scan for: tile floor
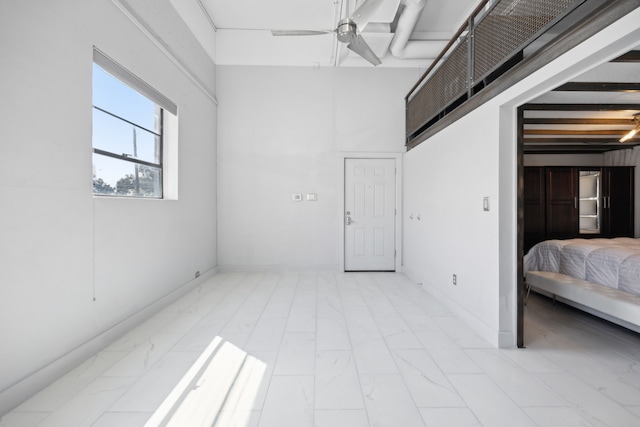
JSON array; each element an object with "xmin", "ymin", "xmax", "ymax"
[{"xmin": 2, "ymin": 271, "xmax": 640, "ymax": 426}]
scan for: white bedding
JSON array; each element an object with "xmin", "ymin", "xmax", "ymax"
[{"xmin": 524, "ymin": 238, "xmax": 640, "ymax": 296}]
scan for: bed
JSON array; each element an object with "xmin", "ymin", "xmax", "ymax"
[{"xmin": 524, "ymin": 238, "xmax": 640, "ymax": 332}]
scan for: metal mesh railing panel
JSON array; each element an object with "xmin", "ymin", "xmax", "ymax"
[
  {"xmin": 406, "ymin": 0, "xmax": 584, "ymax": 145},
  {"xmin": 473, "ymin": 0, "xmax": 576, "ymax": 82},
  {"xmin": 407, "ymin": 37, "xmax": 469, "ymax": 137}
]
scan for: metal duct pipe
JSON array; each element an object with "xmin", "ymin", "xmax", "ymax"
[{"xmin": 390, "ymin": 0, "xmax": 446, "ymax": 59}]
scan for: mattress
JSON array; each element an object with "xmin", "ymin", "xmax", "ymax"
[{"xmin": 524, "ymin": 238, "xmax": 640, "ymax": 296}]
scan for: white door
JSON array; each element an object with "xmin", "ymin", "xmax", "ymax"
[{"xmin": 344, "ymin": 158, "xmax": 396, "ymax": 271}]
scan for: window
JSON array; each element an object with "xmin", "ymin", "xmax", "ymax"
[{"xmin": 92, "ymin": 49, "xmax": 177, "ymax": 198}]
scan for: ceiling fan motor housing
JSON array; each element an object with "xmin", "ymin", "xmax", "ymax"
[{"xmin": 337, "ymin": 19, "xmax": 358, "ymax": 44}]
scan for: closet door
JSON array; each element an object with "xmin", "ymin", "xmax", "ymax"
[
  {"xmin": 524, "ymin": 167, "xmax": 545, "ymax": 252},
  {"xmin": 603, "ymin": 166, "xmax": 634, "ymax": 237},
  {"xmin": 546, "ymin": 167, "xmax": 578, "ymax": 238}
]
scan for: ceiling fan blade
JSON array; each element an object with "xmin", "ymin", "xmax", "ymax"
[
  {"xmin": 349, "ymin": 0, "xmax": 384, "ymax": 30},
  {"xmin": 347, "ymin": 34, "xmax": 382, "ymax": 66},
  {"xmin": 271, "ymin": 30, "xmax": 334, "ymax": 36}
]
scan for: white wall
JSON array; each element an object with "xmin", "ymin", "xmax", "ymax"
[
  {"xmin": 403, "ymin": 7, "xmax": 640, "ymax": 347},
  {"xmin": 403, "ymin": 107, "xmax": 502, "ymax": 342},
  {"xmin": 0, "ymin": 0, "xmax": 218, "ymax": 412},
  {"xmin": 216, "ymin": 66, "xmax": 419, "ymax": 269}
]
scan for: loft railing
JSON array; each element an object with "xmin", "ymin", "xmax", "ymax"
[{"xmin": 405, "ymin": 0, "xmax": 587, "ymax": 148}]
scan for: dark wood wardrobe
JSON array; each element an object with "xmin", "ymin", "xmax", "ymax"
[{"xmin": 524, "ymin": 166, "xmax": 634, "ymax": 252}]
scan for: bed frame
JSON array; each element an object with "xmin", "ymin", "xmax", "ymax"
[{"xmin": 526, "ymin": 271, "xmax": 640, "ymax": 333}]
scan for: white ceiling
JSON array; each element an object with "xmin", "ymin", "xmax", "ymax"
[
  {"xmin": 173, "ymin": 0, "xmax": 483, "ymax": 68},
  {"xmin": 169, "ymin": 0, "xmax": 640, "ymax": 152}
]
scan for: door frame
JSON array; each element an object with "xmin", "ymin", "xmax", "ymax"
[{"xmin": 339, "ymin": 152, "xmax": 403, "ymax": 272}]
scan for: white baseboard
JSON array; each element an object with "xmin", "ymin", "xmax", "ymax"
[
  {"xmin": 216, "ymin": 264, "xmax": 340, "ymax": 273},
  {"xmin": 402, "ymin": 267, "xmax": 510, "ymax": 348},
  {"xmin": 0, "ymin": 267, "xmax": 218, "ymax": 416}
]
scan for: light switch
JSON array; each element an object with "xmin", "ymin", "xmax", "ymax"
[
  {"xmin": 483, "ymin": 197, "xmax": 490, "ymax": 211},
  {"xmin": 292, "ymin": 194, "xmax": 302, "ymax": 202},
  {"xmin": 307, "ymin": 193, "xmax": 318, "ymax": 201}
]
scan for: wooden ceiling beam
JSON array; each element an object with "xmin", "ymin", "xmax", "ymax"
[
  {"xmin": 523, "ymin": 129, "xmax": 629, "ymax": 136},
  {"xmin": 524, "ymin": 144, "xmax": 618, "ymax": 149},
  {"xmin": 524, "ymin": 148, "xmax": 625, "ymax": 154},
  {"xmin": 524, "ymin": 145, "xmax": 637, "ymax": 154},
  {"xmin": 523, "ymin": 103, "xmax": 640, "ymax": 111},
  {"xmin": 522, "ymin": 137, "xmax": 631, "ymax": 143},
  {"xmin": 523, "ymin": 118, "xmax": 634, "ymax": 125},
  {"xmin": 522, "ymin": 141, "xmax": 640, "ymax": 155},
  {"xmin": 612, "ymin": 51, "xmax": 640, "ymax": 63},
  {"xmin": 553, "ymin": 82, "xmax": 640, "ymax": 92}
]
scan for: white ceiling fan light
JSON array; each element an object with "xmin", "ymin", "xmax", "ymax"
[{"xmin": 271, "ymin": 0, "xmax": 386, "ymax": 66}]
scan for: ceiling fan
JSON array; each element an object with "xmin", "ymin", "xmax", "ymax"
[{"xmin": 271, "ymin": 0, "xmax": 384, "ymax": 66}]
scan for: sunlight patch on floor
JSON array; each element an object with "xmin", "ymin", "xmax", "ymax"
[{"xmin": 144, "ymin": 336, "xmax": 266, "ymax": 427}]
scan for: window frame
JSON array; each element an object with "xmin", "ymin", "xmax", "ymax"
[
  {"xmin": 92, "ymin": 105, "xmax": 164, "ymax": 170},
  {"xmin": 92, "ymin": 48, "xmax": 176, "ymax": 199}
]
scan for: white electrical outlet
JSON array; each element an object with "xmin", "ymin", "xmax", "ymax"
[{"xmin": 453, "ymin": 274, "xmax": 457, "ymax": 285}]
